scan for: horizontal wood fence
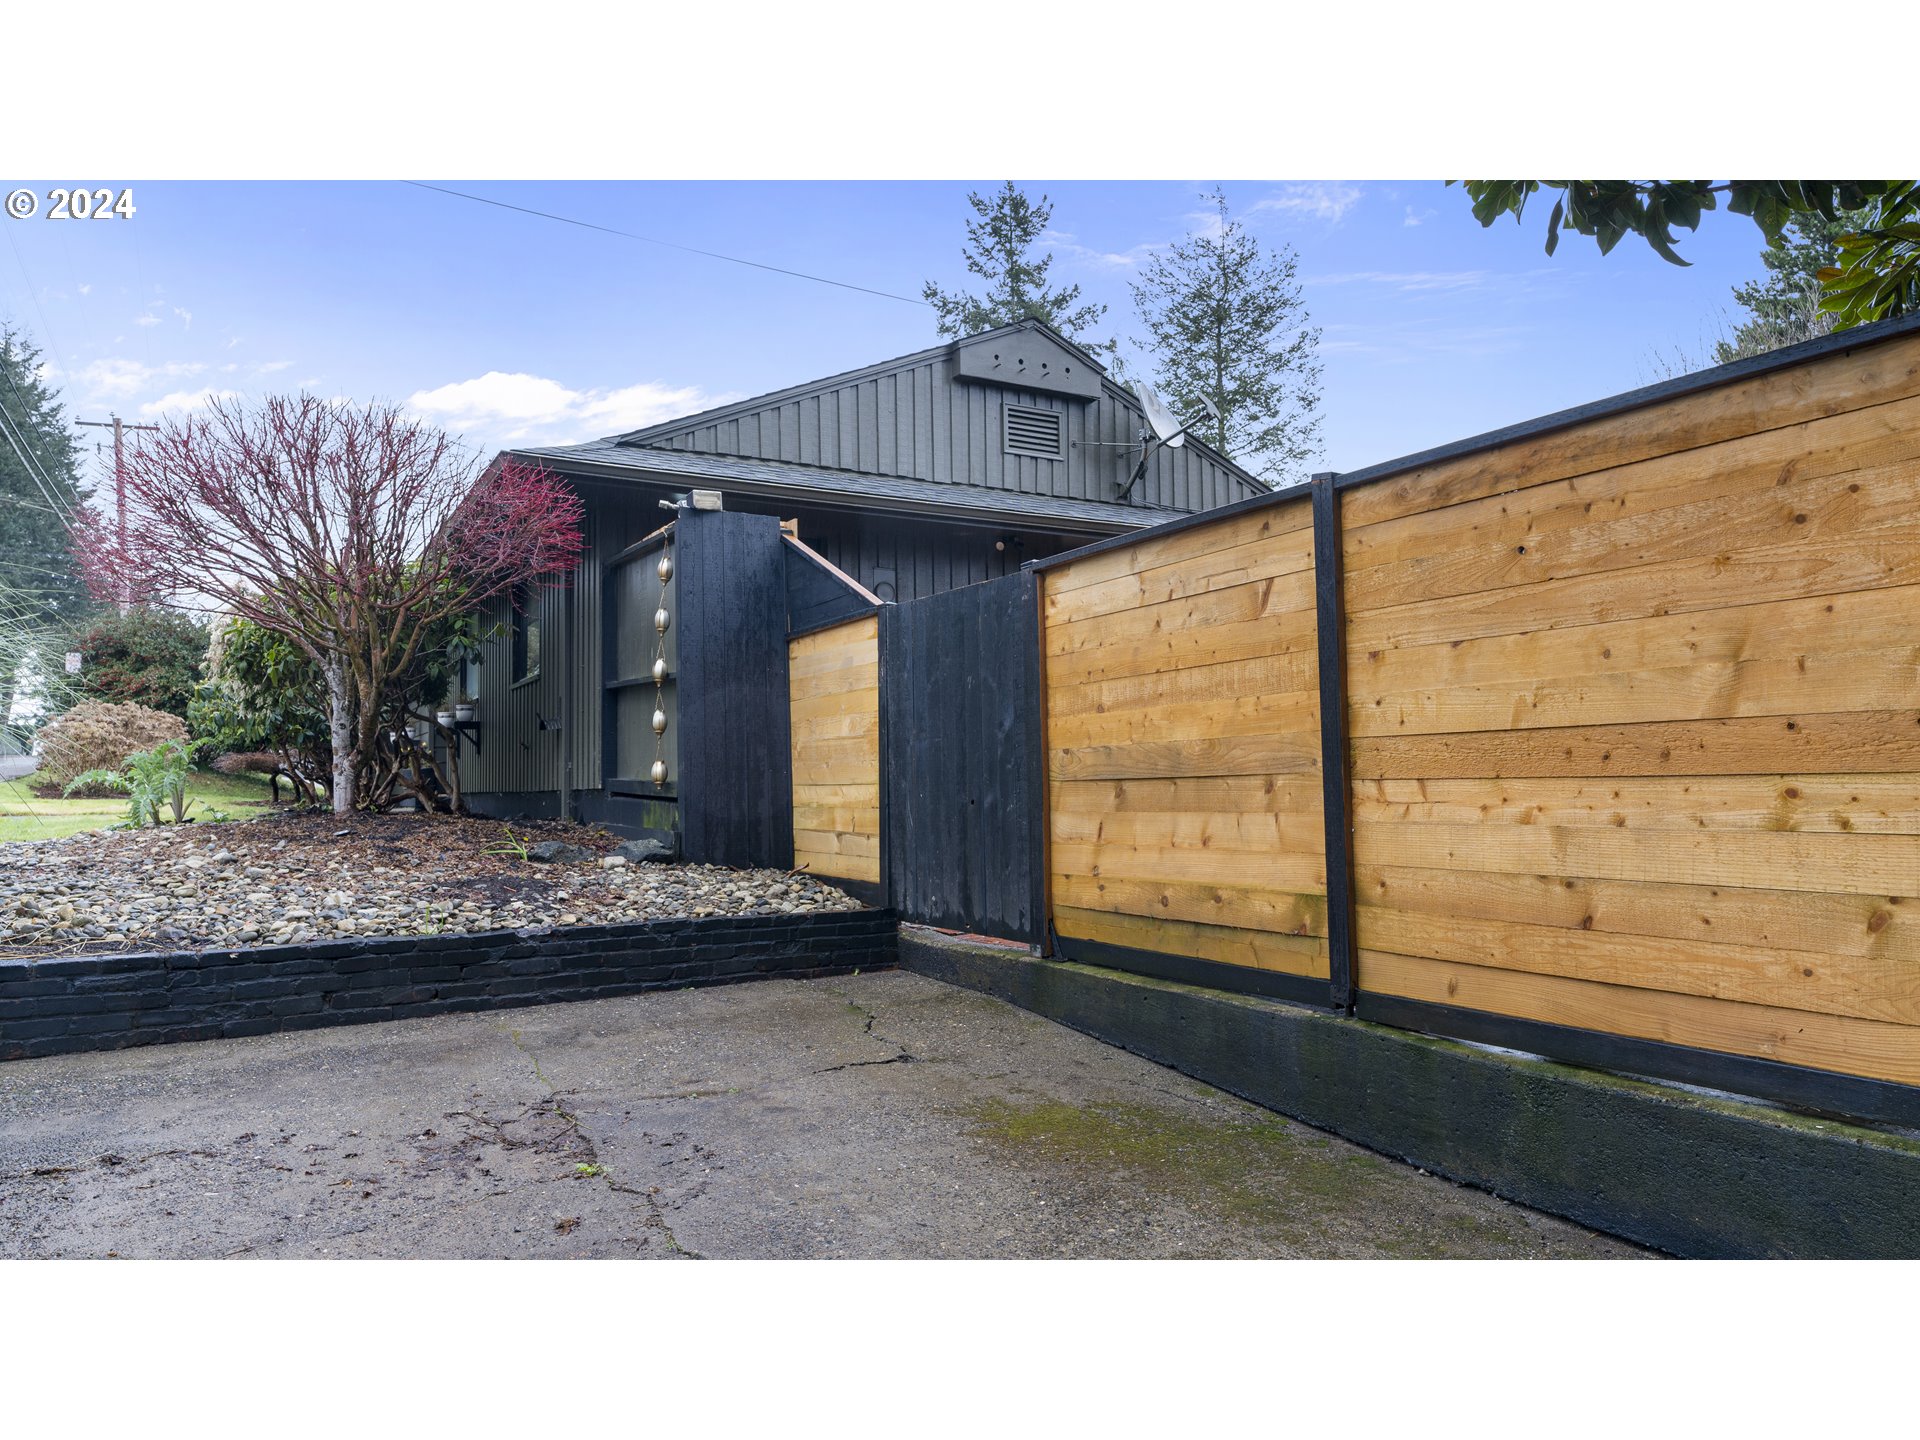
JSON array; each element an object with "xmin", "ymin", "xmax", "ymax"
[
  {"xmin": 1041, "ymin": 495, "xmax": 1331, "ymax": 1001},
  {"xmin": 788, "ymin": 613, "xmax": 882, "ymax": 896},
  {"xmin": 777, "ymin": 315, "xmax": 1920, "ymax": 1124},
  {"xmin": 1336, "ymin": 326, "xmax": 1920, "ymax": 1103},
  {"xmin": 1026, "ymin": 318, "xmax": 1920, "ymax": 1125}
]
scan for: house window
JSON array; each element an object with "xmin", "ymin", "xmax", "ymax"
[
  {"xmin": 511, "ymin": 590, "xmax": 541, "ymax": 683},
  {"xmin": 1004, "ymin": 402, "xmax": 1064, "ymax": 460}
]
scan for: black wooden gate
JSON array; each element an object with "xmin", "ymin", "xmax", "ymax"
[{"xmin": 882, "ymin": 570, "xmax": 1045, "ymax": 943}]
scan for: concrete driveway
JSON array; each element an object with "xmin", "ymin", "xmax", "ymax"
[{"xmin": 0, "ymin": 971, "xmax": 1643, "ymax": 1258}]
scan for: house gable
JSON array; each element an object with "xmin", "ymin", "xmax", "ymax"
[{"xmin": 609, "ymin": 319, "xmax": 1266, "ymax": 515}]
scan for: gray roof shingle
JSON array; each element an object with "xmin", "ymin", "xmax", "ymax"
[{"xmin": 510, "ymin": 438, "xmax": 1188, "ymax": 535}]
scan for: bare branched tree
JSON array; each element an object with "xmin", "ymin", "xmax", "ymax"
[{"xmin": 72, "ymin": 396, "xmax": 584, "ymax": 813}]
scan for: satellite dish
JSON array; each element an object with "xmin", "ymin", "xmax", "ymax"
[{"xmin": 1134, "ymin": 382, "xmax": 1187, "ymax": 449}]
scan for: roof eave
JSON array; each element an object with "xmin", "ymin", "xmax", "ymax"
[{"xmin": 506, "ymin": 450, "xmax": 1176, "ymax": 537}]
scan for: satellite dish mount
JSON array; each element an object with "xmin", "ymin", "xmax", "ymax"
[{"xmin": 1119, "ymin": 384, "xmax": 1217, "ymax": 498}]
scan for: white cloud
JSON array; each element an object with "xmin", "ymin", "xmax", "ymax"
[
  {"xmin": 172, "ymin": 308, "xmax": 193, "ymax": 330},
  {"xmin": 406, "ymin": 371, "xmax": 731, "ymax": 448},
  {"xmin": 139, "ymin": 387, "xmax": 240, "ymax": 418},
  {"xmin": 77, "ymin": 283, "xmax": 91, "ymax": 296},
  {"xmin": 133, "ymin": 313, "xmax": 162, "ymax": 327},
  {"xmin": 68, "ymin": 356, "xmax": 207, "ymax": 398},
  {"xmin": 1403, "ymin": 205, "xmax": 1436, "ymax": 227},
  {"xmin": 1040, "ymin": 227, "xmax": 1162, "ymax": 271},
  {"xmin": 1250, "ymin": 182, "xmax": 1364, "ymax": 224},
  {"xmin": 256, "ymin": 359, "xmax": 294, "ymax": 373}
]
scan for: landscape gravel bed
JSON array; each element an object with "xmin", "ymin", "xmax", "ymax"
[{"xmin": 0, "ymin": 812, "xmax": 864, "ymax": 961}]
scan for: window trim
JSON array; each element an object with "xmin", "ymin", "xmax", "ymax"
[{"xmin": 510, "ymin": 588, "xmax": 542, "ymax": 685}]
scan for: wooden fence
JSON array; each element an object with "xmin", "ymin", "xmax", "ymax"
[
  {"xmin": 777, "ymin": 314, "xmax": 1920, "ymax": 1123},
  {"xmin": 1336, "ymin": 327, "xmax": 1920, "ymax": 1095},
  {"xmin": 788, "ymin": 613, "xmax": 882, "ymax": 893},
  {"xmin": 1042, "ymin": 496, "xmax": 1330, "ymax": 999},
  {"xmin": 1027, "ymin": 317, "xmax": 1920, "ymax": 1123},
  {"xmin": 885, "ymin": 573, "xmax": 1047, "ymax": 942}
]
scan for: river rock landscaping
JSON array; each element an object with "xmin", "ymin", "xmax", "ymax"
[{"xmin": 0, "ymin": 812, "xmax": 865, "ymax": 960}]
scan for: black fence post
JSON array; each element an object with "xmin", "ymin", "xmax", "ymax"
[
  {"xmin": 1313, "ymin": 472, "xmax": 1358, "ymax": 1013},
  {"xmin": 875, "ymin": 601, "xmax": 898, "ymax": 914},
  {"xmin": 1020, "ymin": 567, "xmax": 1050, "ymax": 953}
]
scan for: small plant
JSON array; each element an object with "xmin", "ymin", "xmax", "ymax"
[
  {"xmin": 485, "ymin": 825, "xmax": 533, "ymax": 861},
  {"xmin": 63, "ymin": 738, "xmax": 202, "ymax": 827},
  {"xmin": 574, "ymin": 1163, "xmax": 603, "ymax": 1178}
]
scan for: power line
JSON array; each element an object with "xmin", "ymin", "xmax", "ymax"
[
  {"xmin": 0, "ymin": 407, "xmax": 76, "ymax": 520},
  {"xmin": 0, "ymin": 410, "xmax": 76, "ymax": 521},
  {"xmin": 0, "ymin": 333, "xmax": 81, "ymax": 519},
  {"xmin": 406, "ymin": 181, "xmax": 932, "ymax": 309}
]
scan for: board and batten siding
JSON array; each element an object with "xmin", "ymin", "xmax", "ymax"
[
  {"xmin": 458, "ymin": 480, "xmax": 668, "ymax": 799},
  {"xmin": 1341, "ymin": 327, "xmax": 1920, "ymax": 1087},
  {"xmin": 640, "ymin": 351, "xmax": 1251, "ymax": 514},
  {"xmin": 1039, "ymin": 495, "xmax": 1329, "ymax": 980},
  {"xmin": 788, "ymin": 614, "xmax": 882, "ymax": 886}
]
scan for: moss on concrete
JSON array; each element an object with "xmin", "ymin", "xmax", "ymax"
[{"xmin": 959, "ymin": 1092, "xmax": 1637, "ymax": 1258}]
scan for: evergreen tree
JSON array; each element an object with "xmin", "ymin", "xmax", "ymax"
[
  {"xmin": 922, "ymin": 182, "xmax": 1117, "ymax": 359},
  {"xmin": 1130, "ymin": 189, "xmax": 1323, "ymax": 485},
  {"xmin": 0, "ymin": 325, "xmax": 90, "ymax": 625},
  {"xmin": 0, "ymin": 325, "xmax": 92, "ymax": 729},
  {"xmin": 1714, "ymin": 212, "xmax": 1863, "ymax": 363}
]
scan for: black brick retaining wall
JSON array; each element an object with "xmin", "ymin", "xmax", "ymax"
[{"xmin": 0, "ymin": 908, "xmax": 897, "ymax": 1061}]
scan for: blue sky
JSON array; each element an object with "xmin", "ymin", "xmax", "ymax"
[{"xmin": 4, "ymin": 179, "xmax": 1779, "ymax": 489}]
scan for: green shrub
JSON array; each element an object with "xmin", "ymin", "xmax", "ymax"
[
  {"xmin": 63, "ymin": 607, "xmax": 207, "ymax": 720},
  {"xmin": 34, "ymin": 700, "xmax": 190, "ymax": 795}
]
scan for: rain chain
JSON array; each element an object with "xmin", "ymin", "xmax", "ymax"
[{"xmin": 650, "ymin": 530, "xmax": 673, "ymax": 786}]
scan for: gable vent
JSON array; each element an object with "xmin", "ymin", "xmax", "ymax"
[{"xmin": 1004, "ymin": 403, "xmax": 1065, "ymax": 460}]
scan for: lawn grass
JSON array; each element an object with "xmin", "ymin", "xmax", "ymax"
[{"xmin": 0, "ymin": 768, "xmax": 280, "ymax": 843}]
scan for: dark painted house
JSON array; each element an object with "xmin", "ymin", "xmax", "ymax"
[{"xmin": 458, "ymin": 319, "xmax": 1266, "ymax": 851}]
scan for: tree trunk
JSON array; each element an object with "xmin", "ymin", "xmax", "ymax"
[{"xmin": 323, "ymin": 656, "xmax": 355, "ymax": 815}]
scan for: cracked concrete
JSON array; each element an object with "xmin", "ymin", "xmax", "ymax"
[{"xmin": 0, "ymin": 972, "xmax": 1646, "ymax": 1258}]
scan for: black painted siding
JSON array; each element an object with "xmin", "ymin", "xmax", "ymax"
[
  {"xmin": 634, "ymin": 344, "xmax": 1261, "ymax": 512},
  {"xmin": 675, "ymin": 509, "xmax": 794, "ymax": 869},
  {"xmin": 883, "ymin": 572, "xmax": 1044, "ymax": 943},
  {"xmin": 465, "ymin": 486, "xmax": 1092, "ymax": 801}
]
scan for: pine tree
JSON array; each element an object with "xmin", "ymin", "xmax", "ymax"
[
  {"xmin": 0, "ymin": 326, "xmax": 92, "ymax": 728},
  {"xmin": 1713, "ymin": 212, "xmax": 1863, "ymax": 363},
  {"xmin": 922, "ymin": 182, "xmax": 1117, "ymax": 359},
  {"xmin": 0, "ymin": 325, "xmax": 90, "ymax": 625},
  {"xmin": 1130, "ymin": 189, "xmax": 1323, "ymax": 485}
]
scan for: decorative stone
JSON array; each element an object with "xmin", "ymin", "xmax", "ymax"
[
  {"xmin": 526, "ymin": 840, "xmax": 595, "ymax": 864},
  {"xmin": 614, "ymin": 838, "xmax": 676, "ymax": 864}
]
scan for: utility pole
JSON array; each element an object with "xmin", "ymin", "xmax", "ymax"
[{"xmin": 76, "ymin": 414, "xmax": 158, "ymax": 612}]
